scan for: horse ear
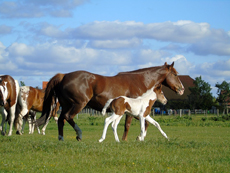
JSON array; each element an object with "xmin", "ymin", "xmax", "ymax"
[
  {"xmin": 164, "ymin": 62, "xmax": 168, "ymax": 66},
  {"xmin": 170, "ymin": 61, "xmax": 174, "ymax": 68}
]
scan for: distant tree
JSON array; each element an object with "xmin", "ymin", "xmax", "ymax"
[
  {"xmin": 188, "ymin": 76, "xmax": 214, "ymax": 110},
  {"xmin": 20, "ymin": 81, "xmax": 25, "ymax": 86},
  {"xmin": 215, "ymin": 81, "xmax": 230, "ymax": 114}
]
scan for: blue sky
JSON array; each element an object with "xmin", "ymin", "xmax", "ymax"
[{"xmin": 0, "ymin": 0, "xmax": 230, "ymax": 97}]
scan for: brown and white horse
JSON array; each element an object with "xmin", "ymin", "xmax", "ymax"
[
  {"xmin": 0, "ymin": 75, "xmax": 20, "ymax": 136},
  {"xmin": 36, "ymin": 62, "xmax": 184, "ymax": 141},
  {"xmin": 99, "ymin": 84, "xmax": 168, "ymax": 142},
  {"xmin": 15, "ymin": 86, "xmax": 59, "ymax": 135}
]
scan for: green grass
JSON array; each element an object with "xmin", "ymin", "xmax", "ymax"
[{"xmin": 0, "ymin": 114, "xmax": 230, "ymax": 172}]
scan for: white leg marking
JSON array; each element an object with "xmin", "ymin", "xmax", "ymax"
[
  {"xmin": 111, "ymin": 115, "xmax": 123, "ymax": 142},
  {"xmin": 139, "ymin": 115, "xmax": 146, "ymax": 141},
  {"xmin": 145, "ymin": 115, "xmax": 169, "ymax": 140},
  {"xmin": 99, "ymin": 113, "xmax": 120, "ymax": 142}
]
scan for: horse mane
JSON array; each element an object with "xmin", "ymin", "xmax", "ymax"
[{"xmin": 116, "ymin": 65, "xmax": 162, "ymax": 76}]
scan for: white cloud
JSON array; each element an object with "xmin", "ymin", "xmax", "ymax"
[
  {"xmin": 0, "ymin": 0, "xmax": 89, "ymax": 18},
  {"xmin": 20, "ymin": 20, "xmax": 230, "ymax": 56},
  {"xmin": 164, "ymin": 55, "xmax": 194, "ymax": 75}
]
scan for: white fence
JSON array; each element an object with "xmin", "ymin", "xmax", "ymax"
[{"xmin": 79, "ymin": 108, "xmax": 229, "ymax": 117}]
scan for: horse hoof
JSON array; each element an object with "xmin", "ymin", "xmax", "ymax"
[
  {"xmin": 76, "ymin": 136, "xmax": 81, "ymax": 141},
  {"xmin": 16, "ymin": 131, "xmax": 22, "ymax": 135},
  {"xmin": 58, "ymin": 135, "xmax": 64, "ymax": 141},
  {"xmin": 136, "ymin": 136, "xmax": 140, "ymax": 141},
  {"xmin": 1, "ymin": 131, "xmax": 6, "ymax": 136}
]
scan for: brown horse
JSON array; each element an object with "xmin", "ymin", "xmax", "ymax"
[
  {"xmin": 0, "ymin": 75, "xmax": 20, "ymax": 136},
  {"xmin": 36, "ymin": 62, "xmax": 184, "ymax": 141},
  {"xmin": 15, "ymin": 86, "xmax": 60, "ymax": 135}
]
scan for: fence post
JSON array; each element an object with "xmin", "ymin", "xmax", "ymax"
[
  {"xmin": 217, "ymin": 109, "xmax": 219, "ymax": 116},
  {"xmin": 188, "ymin": 109, "xmax": 191, "ymax": 116},
  {"xmin": 180, "ymin": 109, "xmax": 182, "ymax": 117}
]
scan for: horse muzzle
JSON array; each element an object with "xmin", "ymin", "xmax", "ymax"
[{"xmin": 177, "ymin": 88, "xmax": 185, "ymax": 95}]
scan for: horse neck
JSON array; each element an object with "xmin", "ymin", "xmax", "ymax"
[{"xmin": 144, "ymin": 67, "xmax": 168, "ymax": 89}]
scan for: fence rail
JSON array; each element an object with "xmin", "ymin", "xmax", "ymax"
[{"xmin": 78, "ymin": 108, "xmax": 229, "ymax": 117}]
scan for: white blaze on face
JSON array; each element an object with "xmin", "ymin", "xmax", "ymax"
[{"xmin": 0, "ymin": 82, "xmax": 8, "ymax": 105}]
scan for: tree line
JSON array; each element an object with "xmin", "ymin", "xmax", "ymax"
[{"xmin": 154, "ymin": 76, "xmax": 230, "ymax": 113}]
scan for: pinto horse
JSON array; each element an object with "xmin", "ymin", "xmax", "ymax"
[
  {"xmin": 99, "ymin": 84, "xmax": 168, "ymax": 142},
  {"xmin": 15, "ymin": 86, "xmax": 59, "ymax": 135},
  {"xmin": 0, "ymin": 75, "xmax": 20, "ymax": 136},
  {"xmin": 36, "ymin": 62, "xmax": 184, "ymax": 141}
]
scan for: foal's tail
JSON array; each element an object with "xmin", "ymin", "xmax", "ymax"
[
  {"xmin": 35, "ymin": 73, "xmax": 65, "ymax": 127},
  {"xmin": 102, "ymin": 99, "xmax": 113, "ymax": 115}
]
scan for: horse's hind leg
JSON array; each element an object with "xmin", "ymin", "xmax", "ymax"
[
  {"xmin": 111, "ymin": 115, "xmax": 123, "ymax": 142},
  {"xmin": 99, "ymin": 113, "xmax": 120, "ymax": 142},
  {"xmin": 58, "ymin": 104, "xmax": 84, "ymax": 141}
]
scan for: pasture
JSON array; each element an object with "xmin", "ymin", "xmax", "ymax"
[{"xmin": 0, "ymin": 113, "xmax": 230, "ymax": 172}]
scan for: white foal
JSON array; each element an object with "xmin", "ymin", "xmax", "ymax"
[{"xmin": 99, "ymin": 84, "xmax": 168, "ymax": 142}]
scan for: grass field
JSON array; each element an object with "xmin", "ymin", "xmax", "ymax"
[{"xmin": 0, "ymin": 113, "xmax": 230, "ymax": 172}]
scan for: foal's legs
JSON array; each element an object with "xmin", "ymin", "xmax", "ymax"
[
  {"xmin": 99, "ymin": 113, "xmax": 120, "ymax": 142},
  {"xmin": 111, "ymin": 115, "xmax": 123, "ymax": 142},
  {"xmin": 145, "ymin": 115, "xmax": 168, "ymax": 140},
  {"xmin": 139, "ymin": 115, "xmax": 146, "ymax": 141}
]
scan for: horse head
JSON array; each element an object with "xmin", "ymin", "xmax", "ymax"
[
  {"xmin": 0, "ymin": 78, "xmax": 8, "ymax": 106},
  {"xmin": 163, "ymin": 62, "xmax": 184, "ymax": 95},
  {"xmin": 154, "ymin": 84, "xmax": 167, "ymax": 105}
]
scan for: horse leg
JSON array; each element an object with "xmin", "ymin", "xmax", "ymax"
[
  {"xmin": 21, "ymin": 117, "xmax": 26, "ymax": 134},
  {"xmin": 111, "ymin": 115, "xmax": 123, "ymax": 142},
  {"xmin": 136, "ymin": 119, "xmax": 150, "ymax": 141},
  {"xmin": 139, "ymin": 115, "xmax": 146, "ymax": 141},
  {"xmin": 28, "ymin": 115, "xmax": 33, "ymax": 134},
  {"xmin": 99, "ymin": 113, "xmax": 120, "ymax": 142},
  {"xmin": 58, "ymin": 112, "xmax": 65, "ymax": 141},
  {"xmin": 145, "ymin": 115, "xmax": 169, "ymax": 140},
  {"xmin": 122, "ymin": 114, "xmax": 133, "ymax": 141},
  {"xmin": 8, "ymin": 104, "xmax": 17, "ymax": 136},
  {"xmin": 58, "ymin": 104, "xmax": 84, "ymax": 141},
  {"xmin": 41, "ymin": 117, "xmax": 51, "ymax": 135},
  {"xmin": 0, "ymin": 108, "xmax": 7, "ymax": 136}
]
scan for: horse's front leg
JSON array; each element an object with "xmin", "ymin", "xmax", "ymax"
[
  {"xmin": 136, "ymin": 119, "xmax": 149, "ymax": 141},
  {"xmin": 8, "ymin": 104, "xmax": 16, "ymax": 136},
  {"xmin": 122, "ymin": 114, "xmax": 133, "ymax": 141},
  {"xmin": 145, "ymin": 115, "xmax": 169, "ymax": 140},
  {"xmin": 0, "ymin": 108, "xmax": 7, "ymax": 135},
  {"xmin": 139, "ymin": 115, "xmax": 146, "ymax": 141}
]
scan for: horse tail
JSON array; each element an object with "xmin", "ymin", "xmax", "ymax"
[
  {"xmin": 35, "ymin": 73, "xmax": 65, "ymax": 127},
  {"xmin": 102, "ymin": 99, "xmax": 113, "ymax": 115}
]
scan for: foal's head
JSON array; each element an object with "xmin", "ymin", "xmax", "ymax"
[{"xmin": 154, "ymin": 84, "xmax": 167, "ymax": 105}]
